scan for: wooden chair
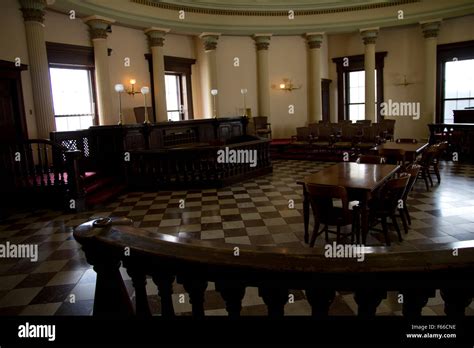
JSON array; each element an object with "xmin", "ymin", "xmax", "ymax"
[
  {"xmin": 397, "ymin": 165, "xmax": 421, "ymax": 234},
  {"xmin": 396, "ymin": 138, "xmax": 418, "ymax": 144},
  {"xmin": 134, "ymin": 107, "xmax": 154, "ymax": 123},
  {"xmin": 380, "ymin": 119, "xmax": 396, "ymax": 141},
  {"xmin": 291, "ymin": 127, "xmax": 312, "ymax": 146},
  {"xmin": 415, "ymin": 146, "xmax": 437, "ymax": 191},
  {"xmin": 357, "ymin": 155, "xmax": 384, "ymax": 164},
  {"xmin": 368, "ymin": 175, "xmax": 410, "ymax": 246},
  {"xmin": 253, "ymin": 116, "xmax": 272, "ymax": 138},
  {"xmin": 358, "ymin": 125, "xmax": 381, "ymax": 152},
  {"xmin": 305, "ymin": 184, "xmax": 360, "ymax": 247},
  {"xmin": 312, "ymin": 125, "xmax": 334, "ymax": 149},
  {"xmin": 333, "ymin": 126, "xmax": 359, "ymax": 150},
  {"xmin": 356, "ymin": 120, "xmax": 371, "ymax": 126},
  {"xmin": 430, "ymin": 141, "xmax": 448, "ymax": 184},
  {"xmin": 379, "ymin": 148, "xmax": 406, "ymax": 169}
]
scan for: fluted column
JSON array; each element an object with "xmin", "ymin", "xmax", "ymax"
[
  {"xmin": 253, "ymin": 34, "xmax": 272, "ymax": 118},
  {"xmin": 199, "ymin": 33, "xmax": 220, "ymax": 118},
  {"xmin": 306, "ymin": 33, "xmax": 324, "ymax": 124},
  {"xmin": 84, "ymin": 15, "xmax": 115, "ymax": 125},
  {"xmin": 19, "ymin": 0, "xmax": 55, "ymax": 139},
  {"xmin": 421, "ymin": 20, "xmax": 441, "ymax": 127},
  {"xmin": 360, "ymin": 28, "xmax": 379, "ymax": 122},
  {"xmin": 145, "ymin": 27, "xmax": 170, "ymax": 123}
]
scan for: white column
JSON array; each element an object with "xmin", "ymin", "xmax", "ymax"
[
  {"xmin": 421, "ymin": 20, "xmax": 442, "ymax": 127},
  {"xmin": 306, "ymin": 33, "xmax": 324, "ymax": 124},
  {"xmin": 145, "ymin": 27, "xmax": 170, "ymax": 123},
  {"xmin": 84, "ymin": 16, "xmax": 115, "ymax": 125},
  {"xmin": 199, "ymin": 33, "xmax": 220, "ymax": 118},
  {"xmin": 253, "ymin": 34, "xmax": 272, "ymax": 118},
  {"xmin": 19, "ymin": 0, "xmax": 56, "ymax": 139},
  {"xmin": 360, "ymin": 28, "xmax": 379, "ymax": 123}
]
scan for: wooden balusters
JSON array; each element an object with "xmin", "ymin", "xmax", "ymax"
[
  {"xmin": 258, "ymin": 286, "xmax": 289, "ymax": 316},
  {"xmin": 180, "ymin": 277, "xmax": 208, "ymax": 316},
  {"xmin": 305, "ymin": 288, "xmax": 336, "ymax": 317},
  {"xmin": 354, "ymin": 289, "xmax": 387, "ymax": 317},
  {"xmin": 125, "ymin": 264, "xmax": 152, "ymax": 317},
  {"xmin": 215, "ymin": 281, "xmax": 246, "ymax": 317},
  {"xmin": 441, "ymin": 288, "xmax": 473, "ymax": 317},
  {"xmin": 152, "ymin": 273, "xmax": 176, "ymax": 317},
  {"xmin": 400, "ymin": 289, "xmax": 435, "ymax": 317}
]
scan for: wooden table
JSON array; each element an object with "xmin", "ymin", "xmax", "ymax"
[
  {"xmin": 298, "ymin": 162, "xmax": 400, "ymax": 245},
  {"xmin": 372, "ymin": 142, "xmax": 428, "ymax": 162}
]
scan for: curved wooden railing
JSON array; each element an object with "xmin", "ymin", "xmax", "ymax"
[{"xmin": 74, "ymin": 217, "xmax": 474, "ymax": 317}]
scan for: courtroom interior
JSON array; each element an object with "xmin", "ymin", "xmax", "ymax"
[{"xmin": 0, "ymin": 0, "xmax": 474, "ymax": 318}]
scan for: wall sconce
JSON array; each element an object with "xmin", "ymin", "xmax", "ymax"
[
  {"xmin": 141, "ymin": 86, "xmax": 150, "ymax": 124},
  {"xmin": 126, "ymin": 79, "xmax": 140, "ymax": 96},
  {"xmin": 114, "ymin": 83, "xmax": 124, "ymax": 125},
  {"xmin": 211, "ymin": 89, "xmax": 218, "ymax": 118},
  {"xmin": 279, "ymin": 78, "xmax": 301, "ymax": 91}
]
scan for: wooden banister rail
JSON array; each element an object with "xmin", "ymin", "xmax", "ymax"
[{"xmin": 75, "ymin": 217, "xmax": 474, "ymax": 317}]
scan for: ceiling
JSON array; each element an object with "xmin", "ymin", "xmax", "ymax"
[{"xmin": 49, "ymin": 0, "xmax": 474, "ymax": 35}]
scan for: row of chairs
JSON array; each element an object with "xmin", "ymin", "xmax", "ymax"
[{"xmin": 291, "ymin": 120, "xmax": 396, "ymax": 152}]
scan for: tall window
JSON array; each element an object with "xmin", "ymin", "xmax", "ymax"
[
  {"xmin": 165, "ymin": 73, "xmax": 183, "ymax": 121},
  {"xmin": 50, "ymin": 68, "xmax": 95, "ymax": 131},
  {"xmin": 442, "ymin": 59, "xmax": 474, "ymax": 124},
  {"xmin": 346, "ymin": 70, "xmax": 377, "ymax": 122}
]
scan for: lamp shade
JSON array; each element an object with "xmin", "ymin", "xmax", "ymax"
[
  {"xmin": 240, "ymin": 88, "xmax": 248, "ymax": 94},
  {"xmin": 115, "ymin": 84, "xmax": 124, "ymax": 92},
  {"xmin": 130, "ymin": 79, "xmax": 136, "ymax": 85},
  {"xmin": 141, "ymin": 86, "xmax": 150, "ymax": 95},
  {"xmin": 210, "ymin": 89, "xmax": 218, "ymax": 96}
]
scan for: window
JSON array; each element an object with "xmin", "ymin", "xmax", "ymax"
[
  {"xmin": 333, "ymin": 52, "xmax": 386, "ymax": 122},
  {"xmin": 145, "ymin": 55, "xmax": 196, "ymax": 122},
  {"xmin": 436, "ymin": 40, "xmax": 474, "ymax": 123},
  {"xmin": 165, "ymin": 73, "xmax": 183, "ymax": 121},
  {"xmin": 346, "ymin": 70, "xmax": 377, "ymax": 122},
  {"xmin": 441, "ymin": 59, "xmax": 474, "ymax": 124},
  {"xmin": 50, "ymin": 67, "xmax": 95, "ymax": 131}
]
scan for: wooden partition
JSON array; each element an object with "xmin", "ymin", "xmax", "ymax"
[{"xmin": 75, "ymin": 217, "xmax": 474, "ymax": 317}]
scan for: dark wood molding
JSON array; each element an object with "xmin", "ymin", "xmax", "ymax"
[
  {"xmin": 145, "ymin": 54, "xmax": 196, "ymax": 121},
  {"xmin": 321, "ymin": 78, "xmax": 332, "ymax": 122},
  {"xmin": 333, "ymin": 52, "xmax": 387, "ymax": 121},
  {"xmin": 436, "ymin": 40, "xmax": 474, "ymax": 123}
]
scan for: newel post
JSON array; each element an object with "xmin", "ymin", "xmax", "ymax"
[{"xmin": 65, "ymin": 150, "xmax": 86, "ymax": 212}]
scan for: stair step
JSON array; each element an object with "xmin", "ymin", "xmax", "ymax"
[
  {"xmin": 81, "ymin": 172, "xmax": 98, "ymax": 183},
  {"xmin": 84, "ymin": 176, "xmax": 117, "ymax": 195},
  {"xmin": 86, "ymin": 183, "xmax": 127, "ymax": 208}
]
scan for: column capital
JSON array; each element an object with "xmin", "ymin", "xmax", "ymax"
[
  {"xmin": 200, "ymin": 32, "xmax": 221, "ymax": 51},
  {"xmin": 420, "ymin": 19, "xmax": 442, "ymax": 38},
  {"xmin": 306, "ymin": 32, "xmax": 324, "ymax": 49},
  {"xmin": 145, "ymin": 27, "xmax": 170, "ymax": 47},
  {"xmin": 19, "ymin": 0, "xmax": 48, "ymax": 24},
  {"xmin": 84, "ymin": 15, "xmax": 115, "ymax": 40},
  {"xmin": 360, "ymin": 27, "xmax": 379, "ymax": 45},
  {"xmin": 253, "ymin": 34, "xmax": 272, "ymax": 51}
]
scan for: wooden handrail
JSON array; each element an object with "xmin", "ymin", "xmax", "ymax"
[{"xmin": 75, "ymin": 217, "xmax": 474, "ymax": 317}]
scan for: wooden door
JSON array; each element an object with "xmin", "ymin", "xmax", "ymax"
[{"xmin": 0, "ymin": 60, "xmax": 28, "ymax": 143}]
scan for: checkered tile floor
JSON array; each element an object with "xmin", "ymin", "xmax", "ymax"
[{"xmin": 1, "ymin": 160, "xmax": 474, "ymax": 316}]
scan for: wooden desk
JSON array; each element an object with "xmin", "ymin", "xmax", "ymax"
[
  {"xmin": 372, "ymin": 142, "xmax": 428, "ymax": 162},
  {"xmin": 298, "ymin": 162, "xmax": 399, "ymax": 245}
]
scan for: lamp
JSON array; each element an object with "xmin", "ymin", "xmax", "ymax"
[
  {"xmin": 126, "ymin": 79, "xmax": 140, "ymax": 96},
  {"xmin": 114, "ymin": 83, "xmax": 124, "ymax": 125},
  {"xmin": 211, "ymin": 89, "xmax": 218, "ymax": 118},
  {"xmin": 279, "ymin": 78, "xmax": 301, "ymax": 91},
  {"xmin": 240, "ymin": 88, "xmax": 248, "ymax": 116},
  {"xmin": 141, "ymin": 86, "xmax": 150, "ymax": 124}
]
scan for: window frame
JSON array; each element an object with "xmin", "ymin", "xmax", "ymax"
[
  {"xmin": 436, "ymin": 40, "xmax": 474, "ymax": 123},
  {"xmin": 145, "ymin": 55, "xmax": 196, "ymax": 122},
  {"xmin": 333, "ymin": 52, "xmax": 387, "ymax": 122},
  {"xmin": 165, "ymin": 72, "xmax": 185, "ymax": 121},
  {"xmin": 46, "ymin": 42, "xmax": 99, "ymax": 128}
]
